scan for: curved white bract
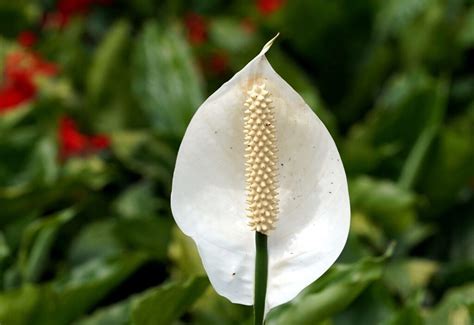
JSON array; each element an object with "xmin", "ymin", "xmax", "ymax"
[{"xmin": 170, "ymin": 36, "xmax": 350, "ymax": 313}]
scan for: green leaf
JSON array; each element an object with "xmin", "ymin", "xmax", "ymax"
[
  {"xmin": 0, "ymin": 135, "xmax": 59, "ymax": 199},
  {"xmin": 339, "ymin": 43, "xmax": 394, "ymax": 124},
  {"xmin": 350, "ymin": 212, "xmax": 386, "ymax": 251},
  {"xmin": 114, "ymin": 217, "xmax": 172, "ymax": 261},
  {"xmin": 40, "ymin": 255, "xmax": 145, "ymax": 325},
  {"xmin": 375, "ymin": 0, "xmax": 434, "ymax": 39},
  {"xmin": 190, "ymin": 288, "xmax": 252, "ymax": 325},
  {"xmin": 68, "ymin": 220, "xmax": 122, "ymax": 266},
  {"xmin": 417, "ymin": 112, "xmax": 474, "ymax": 214},
  {"xmin": 0, "ymin": 2, "xmax": 39, "ymax": 37},
  {"xmin": 349, "ymin": 176, "xmax": 417, "ymax": 234},
  {"xmin": 18, "ymin": 209, "xmax": 75, "ymax": 283},
  {"xmin": 74, "ymin": 299, "xmax": 132, "ymax": 325},
  {"xmin": 373, "ymin": 71, "xmax": 439, "ymax": 145},
  {"xmin": 131, "ymin": 277, "xmax": 208, "ymax": 325},
  {"xmin": 84, "ymin": 19, "xmax": 137, "ymax": 132},
  {"xmin": 427, "ymin": 284, "xmax": 474, "ymax": 325},
  {"xmin": 111, "ymin": 131, "xmax": 176, "ymax": 189},
  {"xmin": 458, "ymin": 7, "xmax": 474, "ymax": 47},
  {"xmin": 383, "ymin": 303, "xmax": 424, "ymax": 325},
  {"xmin": 209, "ymin": 17, "xmax": 256, "ymax": 53},
  {"xmin": 0, "ymin": 105, "xmax": 32, "ymax": 133},
  {"xmin": 0, "ymin": 231, "xmax": 10, "ymax": 262},
  {"xmin": 398, "ymin": 78, "xmax": 448, "ymax": 190},
  {"xmin": 384, "ymin": 258, "xmax": 439, "ymax": 298},
  {"xmin": 86, "ymin": 20, "xmax": 131, "ymax": 104},
  {"xmin": 267, "ymin": 251, "xmax": 391, "ymax": 324},
  {"xmin": 333, "ymin": 283, "xmax": 396, "ymax": 325},
  {"xmin": 132, "ymin": 21, "xmax": 204, "ymax": 135},
  {"xmin": 0, "ymin": 284, "xmax": 41, "ymax": 325},
  {"xmin": 39, "ymin": 19, "xmax": 87, "ymax": 86},
  {"xmin": 62, "ymin": 156, "xmax": 111, "ymax": 190},
  {"xmin": 113, "ymin": 181, "xmax": 160, "ymax": 220},
  {"xmin": 111, "ymin": 182, "xmax": 172, "ymax": 260},
  {"xmin": 75, "ymin": 276, "xmax": 208, "ymax": 325},
  {"xmin": 276, "ymin": 0, "xmax": 375, "ymax": 107},
  {"xmin": 0, "ymin": 254, "xmax": 146, "ymax": 325},
  {"xmin": 342, "ymin": 71, "xmax": 444, "ymax": 177}
]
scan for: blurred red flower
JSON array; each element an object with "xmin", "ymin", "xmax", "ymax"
[
  {"xmin": 0, "ymin": 82, "xmax": 36, "ymax": 111},
  {"xmin": 59, "ymin": 116, "xmax": 110, "ymax": 159},
  {"xmin": 43, "ymin": 0, "xmax": 113, "ymax": 28},
  {"xmin": 209, "ymin": 52, "xmax": 229, "ymax": 75},
  {"xmin": 240, "ymin": 18, "xmax": 256, "ymax": 34},
  {"xmin": 184, "ymin": 13, "xmax": 207, "ymax": 45},
  {"xmin": 60, "ymin": 117, "xmax": 89, "ymax": 156},
  {"xmin": 257, "ymin": 0, "xmax": 285, "ymax": 15},
  {"xmin": 42, "ymin": 11, "xmax": 70, "ymax": 29},
  {"xmin": 0, "ymin": 50, "xmax": 58, "ymax": 113},
  {"xmin": 89, "ymin": 135, "xmax": 110, "ymax": 149},
  {"xmin": 17, "ymin": 31, "xmax": 38, "ymax": 48},
  {"xmin": 5, "ymin": 51, "xmax": 58, "ymax": 81},
  {"xmin": 57, "ymin": 0, "xmax": 93, "ymax": 15}
]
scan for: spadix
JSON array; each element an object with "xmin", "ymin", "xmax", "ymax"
[{"xmin": 244, "ymin": 82, "xmax": 279, "ymax": 234}]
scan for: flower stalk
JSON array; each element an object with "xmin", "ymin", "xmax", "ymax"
[{"xmin": 254, "ymin": 231, "xmax": 268, "ymax": 325}]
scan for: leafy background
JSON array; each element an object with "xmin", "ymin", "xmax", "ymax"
[{"xmin": 0, "ymin": 0, "xmax": 473, "ymax": 324}]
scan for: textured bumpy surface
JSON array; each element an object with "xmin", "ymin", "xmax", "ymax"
[{"xmin": 244, "ymin": 82, "xmax": 279, "ymax": 234}]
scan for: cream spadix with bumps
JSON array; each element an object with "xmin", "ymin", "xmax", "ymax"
[
  {"xmin": 171, "ymin": 36, "xmax": 350, "ymax": 312},
  {"xmin": 244, "ymin": 83, "xmax": 279, "ymax": 234}
]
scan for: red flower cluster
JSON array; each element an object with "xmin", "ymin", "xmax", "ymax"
[
  {"xmin": 59, "ymin": 116, "xmax": 110, "ymax": 159},
  {"xmin": 0, "ymin": 50, "xmax": 58, "ymax": 113},
  {"xmin": 17, "ymin": 31, "xmax": 38, "ymax": 48},
  {"xmin": 44, "ymin": 0, "xmax": 113, "ymax": 28},
  {"xmin": 257, "ymin": 0, "xmax": 285, "ymax": 15},
  {"xmin": 184, "ymin": 13, "xmax": 207, "ymax": 45}
]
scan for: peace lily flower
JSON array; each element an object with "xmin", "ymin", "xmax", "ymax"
[{"xmin": 171, "ymin": 35, "xmax": 350, "ymax": 319}]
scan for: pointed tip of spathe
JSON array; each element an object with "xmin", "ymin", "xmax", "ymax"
[{"xmin": 259, "ymin": 33, "xmax": 280, "ymax": 56}]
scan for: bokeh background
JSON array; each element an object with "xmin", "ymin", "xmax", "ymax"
[{"xmin": 0, "ymin": 0, "xmax": 473, "ymax": 324}]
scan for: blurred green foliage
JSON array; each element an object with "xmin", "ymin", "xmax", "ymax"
[{"xmin": 0, "ymin": 0, "xmax": 473, "ymax": 324}]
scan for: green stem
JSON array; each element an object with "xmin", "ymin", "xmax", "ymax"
[{"xmin": 254, "ymin": 231, "xmax": 268, "ymax": 325}]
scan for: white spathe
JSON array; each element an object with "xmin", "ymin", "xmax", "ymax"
[{"xmin": 170, "ymin": 36, "xmax": 350, "ymax": 313}]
